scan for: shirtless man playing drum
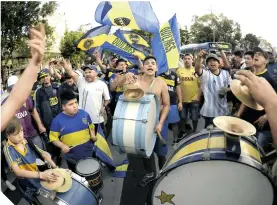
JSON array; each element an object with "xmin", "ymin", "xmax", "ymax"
[{"xmin": 115, "ymin": 56, "xmax": 170, "ymax": 186}]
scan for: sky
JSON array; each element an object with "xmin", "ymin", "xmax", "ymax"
[{"xmin": 55, "ymin": 0, "xmax": 277, "ymax": 47}]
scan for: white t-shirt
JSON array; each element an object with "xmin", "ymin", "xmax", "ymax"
[{"xmin": 77, "ymin": 77, "xmax": 110, "ymax": 124}]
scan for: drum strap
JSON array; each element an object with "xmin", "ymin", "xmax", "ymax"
[{"xmin": 148, "ymin": 78, "xmax": 156, "ymax": 93}]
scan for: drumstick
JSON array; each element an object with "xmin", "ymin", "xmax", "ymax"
[{"xmin": 156, "ymin": 131, "xmax": 166, "ymax": 145}]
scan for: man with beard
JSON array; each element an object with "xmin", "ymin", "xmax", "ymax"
[
  {"xmin": 116, "ymin": 56, "xmax": 170, "ymax": 186},
  {"xmin": 61, "ymin": 60, "xmax": 110, "ymax": 136}
]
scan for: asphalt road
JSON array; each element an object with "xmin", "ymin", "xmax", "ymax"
[{"xmin": 1, "ymin": 118, "xmax": 205, "ymax": 205}]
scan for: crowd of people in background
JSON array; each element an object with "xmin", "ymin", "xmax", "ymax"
[{"xmin": 1, "ymin": 25, "xmax": 277, "ymax": 204}]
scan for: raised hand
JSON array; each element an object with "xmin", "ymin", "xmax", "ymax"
[{"xmin": 28, "ymin": 24, "xmax": 45, "ymax": 66}]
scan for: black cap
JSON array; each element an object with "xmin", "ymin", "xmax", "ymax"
[{"xmin": 253, "ymin": 47, "xmax": 269, "ymax": 59}]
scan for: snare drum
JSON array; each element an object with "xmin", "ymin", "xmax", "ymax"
[
  {"xmin": 38, "ymin": 172, "xmax": 98, "ymax": 205},
  {"xmin": 75, "ymin": 158, "xmax": 103, "ymax": 192},
  {"xmin": 151, "ymin": 128, "xmax": 276, "ymax": 205},
  {"xmin": 112, "ymin": 94, "xmax": 159, "ymax": 157}
]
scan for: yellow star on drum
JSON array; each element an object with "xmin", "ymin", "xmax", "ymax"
[{"xmin": 155, "ymin": 191, "xmax": 175, "ymax": 205}]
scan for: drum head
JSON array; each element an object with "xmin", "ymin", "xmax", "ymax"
[
  {"xmin": 144, "ymin": 95, "xmax": 157, "ymax": 156},
  {"xmin": 152, "ymin": 161, "xmax": 274, "ymax": 205},
  {"xmin": 76, "ymin": 158, "xmax": 100, "ymax": 175}
]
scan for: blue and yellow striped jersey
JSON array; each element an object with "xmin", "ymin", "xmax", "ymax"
[
  {"xmin": 3, "ymin": 139, "xmax": 44, "ymax": 172},
  {"xmin": 49, "ymin": 109, "xmax": 94, "ymax": 147}
]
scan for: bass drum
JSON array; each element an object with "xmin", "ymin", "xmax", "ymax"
[
  {"xmin": 151, "ymin": 128, "xmax": 276, "ymax": 205},
  {"xmin": 38, "ymin": 172, "xmax": 98, "ymax": 205}
]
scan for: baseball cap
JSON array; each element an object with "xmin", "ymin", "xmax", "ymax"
[
  {"xmin": 38, "ymin": 69, "xmax": 50, "ymax": 79},
  {"xmin": 253, "ymin": 47, "xmax": 269, "ymax": 59},
  {"xmin": 206, "ymin": 53, "xmax": 220, "ymax": 64},
  {"xmin": 7, "ymin": 75, "xmax": 19, "ymax": 88},
  {"xmin": 82, "ymin": 65, "xmax": 97, "ymax": 71}
]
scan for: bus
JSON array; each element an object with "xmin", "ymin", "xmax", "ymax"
[{"xmin": 180, "ymin": 42, "xmax": 232, "ymax": 58}]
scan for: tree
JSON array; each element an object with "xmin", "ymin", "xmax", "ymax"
[
  {"xmin": 238, "ymin": 33, "xmax": 260, "ymax": 51},
  {"xmin": 60, "ymin": 30, "xmax": 85, "ymax": 65},
  {"xmin": 190, "ymin": 13, "xmax": 242, "ymax": 50},
  {"xmin": 179, "ymin": 26, "xmax": 190, "ymax": 45},
  {"xmin": 1, "ymin": 1, "xmax": 58, "ymax": 59}
]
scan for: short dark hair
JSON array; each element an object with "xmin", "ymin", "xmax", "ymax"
[
  {"xmin": 111, "ymin": 56, "xmax": 118, "ymax": 61},
  {"xmin": 244, "ymin": 51, "xmax": 254, "ymax": 58},
  {"xmin": 115, "ymin": 59, "xmax": 127, "ymax": 67},
  {"xmin": 143, "ymin": 56, "xmax": 157, "ymax": 65},
  {"xmin": 234, "ymin": 50, "xmax": 243, "ymax": 58},
  {"xmin": 5, "ymin": 116, "xmax": 22, "ymax": 136},
  {"xmin": 60, "ymin": 90, "xmax": 77, "ymax": 105}
]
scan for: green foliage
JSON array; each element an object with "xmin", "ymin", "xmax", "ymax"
[
  {"xmin": 1, "ymin": 1, "xmax": 58, "ymax": 59},
  {"xmin": 60, "ymin": 31, "xmax": 85, "ymax": 65},
  {"xmin": 179, "ymin": 26, "xmax": 190, "ymax": 45},
  {"xmin": 190, "ymin": 13, "xmax": 242, "ymax": 49},
  {"xmin": 238, "ymin": 33, "xmax": 260, "ymax": 51}
]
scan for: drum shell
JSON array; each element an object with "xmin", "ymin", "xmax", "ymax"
[
  {"xmin": 151, "ymin": 129, "xmax": 277, "ymax": 205},
  {"xmin": 112, "ymin": 94, "xmax": 160, "ymax": 157},
  {"xmin": 39, "ymin": 172, "xmax": 98, "ymax": 205},
  {"xmin": 75, "ymin": 158, "xmax": 103, "ymax": 192}
]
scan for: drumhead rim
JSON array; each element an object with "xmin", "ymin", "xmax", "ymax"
[
  {"xmin": 75, "ymin": 158, "xmax": 101, "ymax": 176},
  {"xmin": 152, "ymin": 160, "xmax": 276, "ymax": 205},
  {"xmin": 163, "ymin": 128, "xmax": 264, "ymax": 170}
]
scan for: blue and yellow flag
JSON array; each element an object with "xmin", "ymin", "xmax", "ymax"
[
  {"xmin": 94, "ymin": 125, "xmax": 128, "ymax": 178},
  {"xmin": 151, "ymin": 14, "xmax": 181, "ymax": 75},
  {"xmin": 100, "ymin": 34, "xmax": 146, "ymax": 64},
  {"xmin": 75, "ymin": 25, "xmax": 111, "ymax": 51},
  {"xmin": 95, "ymin": 1, "xmax": 160, "ymax": 34},
  {"xmin": 114, "ymin": 30, "xmax": 150, "ymax": 48}
]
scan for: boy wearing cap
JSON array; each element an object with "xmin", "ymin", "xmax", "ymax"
[
  {"xmin": 239, "ymin": 47, "xmax": 277, "ymax": 151},
  {"xmin": 60, "ymin": 60, "xmax": 110, "ymax": 136},
  {"xmin": 3, "ymin": 117, "xmax": 58, "ymax": 204},
  {"xmin": 195, "ymin": 51, "xmax": 231, "ymax": 128}
]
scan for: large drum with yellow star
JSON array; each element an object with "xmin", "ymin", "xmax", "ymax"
[{"xmin": 151, "ymin": 128, "xmax": 276, "ymax": 205}]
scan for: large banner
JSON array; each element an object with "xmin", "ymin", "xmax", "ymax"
[
  {"xmin": 95, "ymin": 1, "xmax": 159, "ymax": 33},
  {"xmin": 151, "ymin": 14, "xmax": 181, "ymax": 74}
]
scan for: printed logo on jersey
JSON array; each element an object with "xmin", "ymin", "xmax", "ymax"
[
  {"xmin": 82, "ymin": 118, "xmax": 88, "ymax": 125},
  {"xmin": 49, "ymin": 97, "xmax": 58, "ymax": 106}
]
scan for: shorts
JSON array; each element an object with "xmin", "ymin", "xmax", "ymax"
[
  {"xmin": 154, "ymin": 118, "xmax": 169, "ymax": 156},
  {"xmin": 181, "ymin": 102, "xmax": 199, "ymax": 121},
  {"xmin": 168, "ymin": 105, "xmax": 180, "ymax": 124}
]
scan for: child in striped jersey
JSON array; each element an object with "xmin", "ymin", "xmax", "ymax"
[{"xmin": 3, "ymin": 117, "xmax": 58, "ymax": 204}]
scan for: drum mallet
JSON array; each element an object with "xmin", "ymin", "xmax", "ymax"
[{"xmin": 156, "ymin": 131, "xmax": 166, "ymax": 145}]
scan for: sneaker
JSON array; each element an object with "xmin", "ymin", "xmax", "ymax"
[
  {"xmin": 185, "ymin": 124, "xmax": 192, "ymax": 130},
  {"xmin": 176, "ymin": 132, "xmax": 186, "ymax": 143},
  {"xmin": 5, "ymin": 181, "xmax": 16, "ymax": 191},
  {"xmin": 139, "ymin": 172, "xmax": 155, "ymax": 187}
]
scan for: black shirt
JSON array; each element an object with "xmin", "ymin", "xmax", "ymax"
[
  {"xmin": 158, "ymin": 71, "xmax": 180, "ymax": 105},
  {"xmin": 241, "ymin": 70, "xmax": 277, "ymax": 130}
]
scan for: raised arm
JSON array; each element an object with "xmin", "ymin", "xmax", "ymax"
[
  {"xmin": 93, "ymin": 50, "xmax": 107, "ymax": 73},
  {"xmin": 195, "ymin": 50, "xmax": 206, "ymax": 76},
  {"xmin": 235, "ymin": 70, "xmax": 277, "ymax": 145},
  {"xmin": 59, "ymin": 59, "xmax": 79, "ymax": 84},
  {"xmin": 1, "ymin": 25, "xmax": 45, "ymax": 131}
]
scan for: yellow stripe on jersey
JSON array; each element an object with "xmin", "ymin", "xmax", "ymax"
[
  {"xmin": 19, "ymin": 162, "xmax": 38, "ymax": 172},
  {"xmin": 60, "ymin": 129, "xmax": 91, "ymax": 147},
  {"xmin": 49, "ymin": 131, "xmax": 60, "ymax": 142}
]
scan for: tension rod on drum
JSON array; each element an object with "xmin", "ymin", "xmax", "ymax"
[
  {"xmin": 202, "ymin": 125, "xmax": 213, "ymax": 160},
  {"xmin": 113, "ymin": 116, "xmax": 148, "ymax": 123}
]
